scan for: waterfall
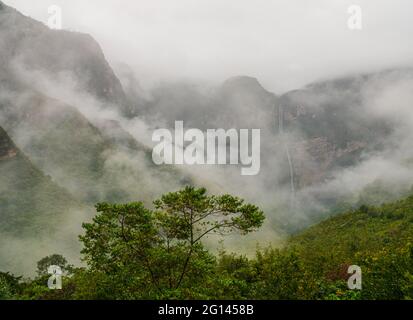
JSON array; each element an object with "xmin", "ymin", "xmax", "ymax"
[{"xmin": 277, "ymin": 104, "xmax": 296, "ymax": 198}]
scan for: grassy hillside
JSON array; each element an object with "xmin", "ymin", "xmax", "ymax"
[
  {"xmin": 290, "ymin": 197, "xmax": 413, "ymax": 258},
  {"xmin": 211, "ymin": 194, "xmax": 413, "ymax": 300},
  {"xmin": 239, "ymin": 196, "xmax": 413, "ymax": 300},
  {"xmin": 0, "ymin": 126, "xmax": 82, "ymax": 236}
]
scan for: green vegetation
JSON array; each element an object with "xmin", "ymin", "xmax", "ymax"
[
  {"xmin": 36, "ymin": 254, "xmax": 72, "ymax": 277},
  {"xmin": 1, "ymin": 187, "xmax": 413, "ymax": 300},
  {"xmin": 0, "ymin": 127, "xmax": 82, "ymax": 237}
]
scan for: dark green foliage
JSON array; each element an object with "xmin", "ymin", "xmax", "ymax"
[
  {"xmin": 0, "ymin": 127, "xmax": 82, "ymax": 236},
  {"xmin": 36, "ymin": 254, "xmax": 71, "ymax": 277},
  {"xmin": 76, "ymin": 187, "xmax": 265, "ymax": 299},
  {"xmin": 0, "ymin": 272, "xmax": 21, "ymax": 300},
  {"xmin": 3, "ymin": 189, "xmax": 413, "ymax": 300}
]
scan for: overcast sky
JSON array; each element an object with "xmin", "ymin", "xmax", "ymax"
[{"xmin": 5, "ymin": 0, "xmax": 413, "ymax": 92}]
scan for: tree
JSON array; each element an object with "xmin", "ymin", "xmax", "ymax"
[
  {"xmin": 0, "ymin": 278, "xmax": 12, "ymax": 300},
  {"xmin": 79, "ymin": 186, "xmax": 265, "ymax": 297},
  {"xmin": 0, "ymin": 272, "xmax": 21, "ymax": 300},
  {"xmin": 153, "ymin": 186, "xmax": 265, "ymax": 288},
  {"xmin": 36, "ymin": 254, "xmax": 71, "ymax": 277}
]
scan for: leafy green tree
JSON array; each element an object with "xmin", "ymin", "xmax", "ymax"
[
  {"xmin": 153, "ymin": 186, "xmax": 265, "ymax": 288},
  {"xmin": 79, "ymin": 186, "xmax": 265, "ymax": 298},
  {"xmin": 0, "ymin": 272, "xmax": 21, "ymax": 300},
  {"xmin": 36, "ymin": 254, "xmax": 71, "ymax": 277},
  {"xmin": 0, "ymin": 278, "xmax": 12, "ymax": 300}
]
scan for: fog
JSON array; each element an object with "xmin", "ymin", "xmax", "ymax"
[
  {"xmin": 2, "ymin": 1, "xmax": 413, "ymax": 274},
  {"xmin": 4, "ymin": 0, "xmax": 413, "ymax": 92}
]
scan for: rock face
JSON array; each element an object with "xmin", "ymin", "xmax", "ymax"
[
  {"xmin": 291, "ymin": 137, "xmax": 367, "ymax": 188},
  {"xmin": 135, "ymin": 70, "xmax": 407, "ymax": 192},
  {"xmin": 0, "ymin": 126, "xmax": 18, "ymax": 160},
  {"xmin": 275, "ymin": 70, "xmax": 410, "ymax": 188}
]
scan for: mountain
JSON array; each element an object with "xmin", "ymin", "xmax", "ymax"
[
  {"xmin": 0, "ymin": 1, "xmax": 131, "ymax": 117},
  {"xmin": 0, "ymin": 1, "xmax": 185, "ymax": 205},
  {"xmin": 140, "ymin": 76, "xmax": 277, "ymax": 132},
  {"xmin": 133, "ymin": 69, "xmax": 413, "ymax": 216},
  {"xmin": 216, "ymin": 76, "xmax": 277, "ymax": 129},
  {"xmin": 278, "ymin": 69, "xmax": 413, "ymax": 188}
]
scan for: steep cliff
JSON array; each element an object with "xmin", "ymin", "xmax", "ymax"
[{"xmin": 0, "ymin": 1, "xmax": 131, "ymax": 116}]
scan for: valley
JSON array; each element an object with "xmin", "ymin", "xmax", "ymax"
[{"xmin": 0, "ymin": 1, "xmax": 412, "ymax": 300}]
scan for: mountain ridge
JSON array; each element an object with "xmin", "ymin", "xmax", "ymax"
[{"xmin": 0, "ymin": 0, "xmax": 132, "ymax": 117}]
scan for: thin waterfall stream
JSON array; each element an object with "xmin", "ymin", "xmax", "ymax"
[{"xmin": 277, "ymin": 104, "xmax": 296, "ymax": 200}]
